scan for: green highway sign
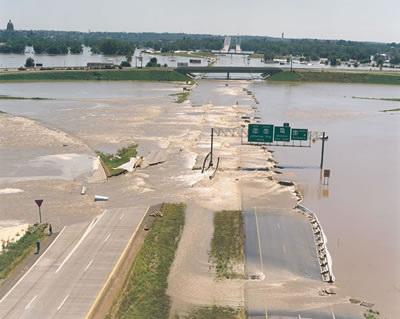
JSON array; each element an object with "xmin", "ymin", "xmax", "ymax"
[
  {"xmin": 274, "ymin": 126, "xmax": 291, "ymax": 142},
  {"xmin": 248, "ymin": 124, "xmax": 274, "ymax": 143},
  {"xmin": 291, "ymin": 128, "xmax": 308, "ymax": 141}
]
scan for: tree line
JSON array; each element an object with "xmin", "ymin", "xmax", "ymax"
[{"xmin": 0, "ymin": 30, "xmax": 399, "ymax": 64}]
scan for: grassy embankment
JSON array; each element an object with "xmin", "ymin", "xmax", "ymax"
[
  {"xmin": 179, "ymin": 306, "xmax": 246, "ymax": 319},
  {"xmin": 209, "ymin": 211, "xmax": 244, "ymax": 279},
  {"xmin": 96, "ymin": 144, "xmax": 137, "ymax": 177},
  {"xmin": 0, "ymin": 68, "xmax": 190, "ymax": 82},
  {"xmin": 268, "ymin": 70, "xmax": 400, "ymax": 85},
  {"xmin": 107, "ymin": 203, "xmax": 185, "ymax": 319},
  {"xmin": 0, "ymin": 224, "xmax": 47, "ymax": 280}
]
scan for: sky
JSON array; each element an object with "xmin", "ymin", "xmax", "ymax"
[{"xmin": 1, "ymin": 0, "xmax": 399, "ymax": 43}]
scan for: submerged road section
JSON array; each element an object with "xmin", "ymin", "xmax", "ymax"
[
  {"xmin": 0, "ymin": 207, "xmax": 145, "ymax": 319},
  {"xmin": 244, "ymin": 208, "xmax": 321, "ymax": 280}
]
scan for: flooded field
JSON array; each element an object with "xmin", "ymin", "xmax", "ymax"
[{"xmin": 0, "ymin": 79, "xmax": 398, "ymax": 317}]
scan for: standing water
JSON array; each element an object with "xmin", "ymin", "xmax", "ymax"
[{"xmin": 251, "ymin": 82, "xmax": 400, "ymax": 318}]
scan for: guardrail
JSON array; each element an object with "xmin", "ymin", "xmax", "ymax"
[{"xmin": 296, "ymin": 204, "xmax": 335, "ymax": 283}]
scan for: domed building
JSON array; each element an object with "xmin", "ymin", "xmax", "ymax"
[{"xmin": 6, "ymin": 20, "xmax": 14, "ymax": 31}]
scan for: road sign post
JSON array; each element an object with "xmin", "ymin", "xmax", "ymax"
[
  {"xmin": 320, "ymin": 132, "xmax": 328, "ymax": 169},
  {"xmin": 35, "ymin": 199, "xmax": 43, "ymax": 224}
]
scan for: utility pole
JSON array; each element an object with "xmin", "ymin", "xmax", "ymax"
[
  {"xmin": 320, "ymin": 132, "xmax": 328, "ymax": 169},
  {"xmin": 210, "ymin": 128, "xmax": 214, "ymax": 167}
]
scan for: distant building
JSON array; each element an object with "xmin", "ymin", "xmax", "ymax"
[{"xmin": 6, "ymin": 20, "xmax": 14, "ymax": 31}]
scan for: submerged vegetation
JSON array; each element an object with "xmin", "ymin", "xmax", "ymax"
[
  {"xmin": 96, "ymin": 144, "xmax": 137, "ymax": 177},
  {"xmin": 107, "ymin": 203, "xmax": 185, "ymax": 319},
  {"xmin": 268, "ymin": 70, "xmax": 400, "ymax": 85},
  {"xmin": 210, "ymin": 211, "xmax": 244, "ymax": 279},
  {"xmin": 0, "ymin": 69, "xmax": 190, "ymax": 82},
  {"xmin": 0, "ymin": 224, "xmax": 47, "ymax": 280},
  {"xmin": 171, "ymin": 91, "xmax": 190, "ymax": 103},
  {"xmin": 352, "ymin": 96, "xmax": 400, "ymax": 102},
  {"xmin": 0, "ymin": 95, "xmax": 51, "ymax": 100}
]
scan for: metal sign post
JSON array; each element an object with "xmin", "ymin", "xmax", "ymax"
[
  {"xmin": 320, "ymin": 132, "xmax": 328, "ymax": 169},
  {"xmin": 35, "ymin": 199, "xmax": 43, "ymax": 224}
]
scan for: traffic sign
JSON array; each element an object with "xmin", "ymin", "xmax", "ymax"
[
  {"xmin": 248, "ymin": 124, "xmax": 274, "ymax": 143},
  {"xmin": 274, "ymin": 126, "xmax": 291, "ymax": 142},
  {"xmin": 291, "ymin": 128, "xmax": 308, "ymax": 141},
  {"xmin": 35, "ymin": 199, "xmax": 43, "ymax": 207}
]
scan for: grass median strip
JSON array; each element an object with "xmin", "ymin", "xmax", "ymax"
[
  {"xmin": 107, "ymin": 203, "xmax": 186, "ymax": 319},
  {"xmin": 210, "ymin": 211, "xmax": 244, "ymax": 279},
  {"xmin": 0, "ymin": 224, "xmax": 47, "ymax": 280},
  {"xmin": 96, "ymin": 144, "xmax": 137, "ymax": 177},
  {"xmin": 179, "ymin": 305, "xmax": 246, "ymax": 319},
  {"xmin": 268, "ymin": 70, "xmax": 400, "ymax": 85},
  {"xmin": 0, "ymin": 69, "xmax": 190, "ymax": 82}
]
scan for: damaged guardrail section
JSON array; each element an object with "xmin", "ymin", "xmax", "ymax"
[{"xmin": 296, "ymin": 204, "xmax": 335, "ymax": 283}]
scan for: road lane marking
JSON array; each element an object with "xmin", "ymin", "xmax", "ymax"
[
  {"xmin": 276, "ymin": 222, "xmax": 281, "ymax": 230},
  {"xmin": 282, "ymin": 244, "xmax": 287, "ymax": 254},
  {"xmin": 57, "ymin": 294, "xmax": 69, "ymax": 311},
  {"xmin": 254, "ymin": 207, "xmax": 264, "ymax": 273},
  {"xmin": 84, "ymin": 259, "xmax": 94, "ymax": 273},
  {"xmin": 103, "ymin": 233, "xmax": 111, "ymax": 243},
  {"xmin": 24, "ymin": 295, "xmax": 38, "ymax": 310},
  {"xmin": 119, "ymin": 213, "xmax": 124, "ymax": 220},
  {"xmin": 0, "ymin": 226, "xmax": 66, "ymax": 303},
  {"xmin": 331, "ymin": 307, "xmax": 336, "ymax": 319},
  {"xmin": 84, "ymin": 206, "xmax": 149, "ymax": 319},
  {"xmin": 56, "ymin": 211, "xmax": 105, "ymax": 273}
]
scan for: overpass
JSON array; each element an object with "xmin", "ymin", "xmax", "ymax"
[{"xmin": 174, "ymin": 66, "xmax": 282, "ymax": 79}]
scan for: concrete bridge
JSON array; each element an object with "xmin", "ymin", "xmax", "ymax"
[{"xmin": 175, "ymin": 66, "xmax": 282, "ymax": 79}]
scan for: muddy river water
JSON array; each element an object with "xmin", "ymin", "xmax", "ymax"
[{"xmin": 0, "ymin": 80, "xmax": 399, "ymax": 317}]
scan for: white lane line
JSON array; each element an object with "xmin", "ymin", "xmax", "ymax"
[
  {"xmin": 254, "ymin": 207, "xmax": 264, "ymax": 273},
  {"xmin": 276, "ymin": 222, "xmax": 281, "ymax": 230},
  {"xmin": 57, "ymin": 294, "xmax": 69, "ymax": 311},
  {"xmin": 282, "ymin": 244, "xmax": 287, "ymax": 254},
  {"xmin": 103, "ymin": 233, "xmax": 111, "ymax": 243},
  {"xmin": 331, "ymin": 307, "xmax": 336, "ymax": 319},
  {"xmin": 24, "ymin": 295, "xmax": 38, "ymax": 310},
  {"xmin": 56, "ymin": 212, "xmax": 105, "ymax": 274},
  {"xmin": 84, "ymin": 259, "xmax": 94, "ymax": 273},
  {"xmin": 0, "ymin": 226, "xmax": 66, "ymax": 303},
  {"xmin": 119, "ymin": 213, "xmax": 124, "ymax": 220}
]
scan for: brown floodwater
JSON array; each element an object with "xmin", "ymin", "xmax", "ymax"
[{"xmin": 250, "ymin": 82, "xmax": 400, "ymax": 318}]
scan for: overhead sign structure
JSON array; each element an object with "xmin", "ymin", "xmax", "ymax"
[
  {"xmin": 274, "ymin": 126, "xmax": 291, "ymax": 142},
  {"xmin": 248, "ymin": 124, "xmax": 274, "ymax": 143},
  {"xmin": 291, "ymin": 128, "xmax": 308, "ymax": 141}
]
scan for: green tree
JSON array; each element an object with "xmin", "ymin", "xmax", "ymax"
[
  {"xmin": 120, "ymin": 61, "xmax": 131, "ymax": 67},
  {"xmin": 25, "ymin": 57, "xmax": 35, "ymax": 68},
  {"xmin": 146, "ymin": 57, "xmax": 160, "ymax": 67}
]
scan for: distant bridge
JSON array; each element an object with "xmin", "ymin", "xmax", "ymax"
[{"xmin": 174, "ymin": 66, "xmax": 282, "ymax": 79}]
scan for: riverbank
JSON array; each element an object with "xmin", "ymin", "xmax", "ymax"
[
  {"xmin": 0, "ymin": 68, "xmax": 190, "ymax": 82},
  {"xmin": 268, "ymin": 69, "xmax": 400, "ymax": 85}
]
